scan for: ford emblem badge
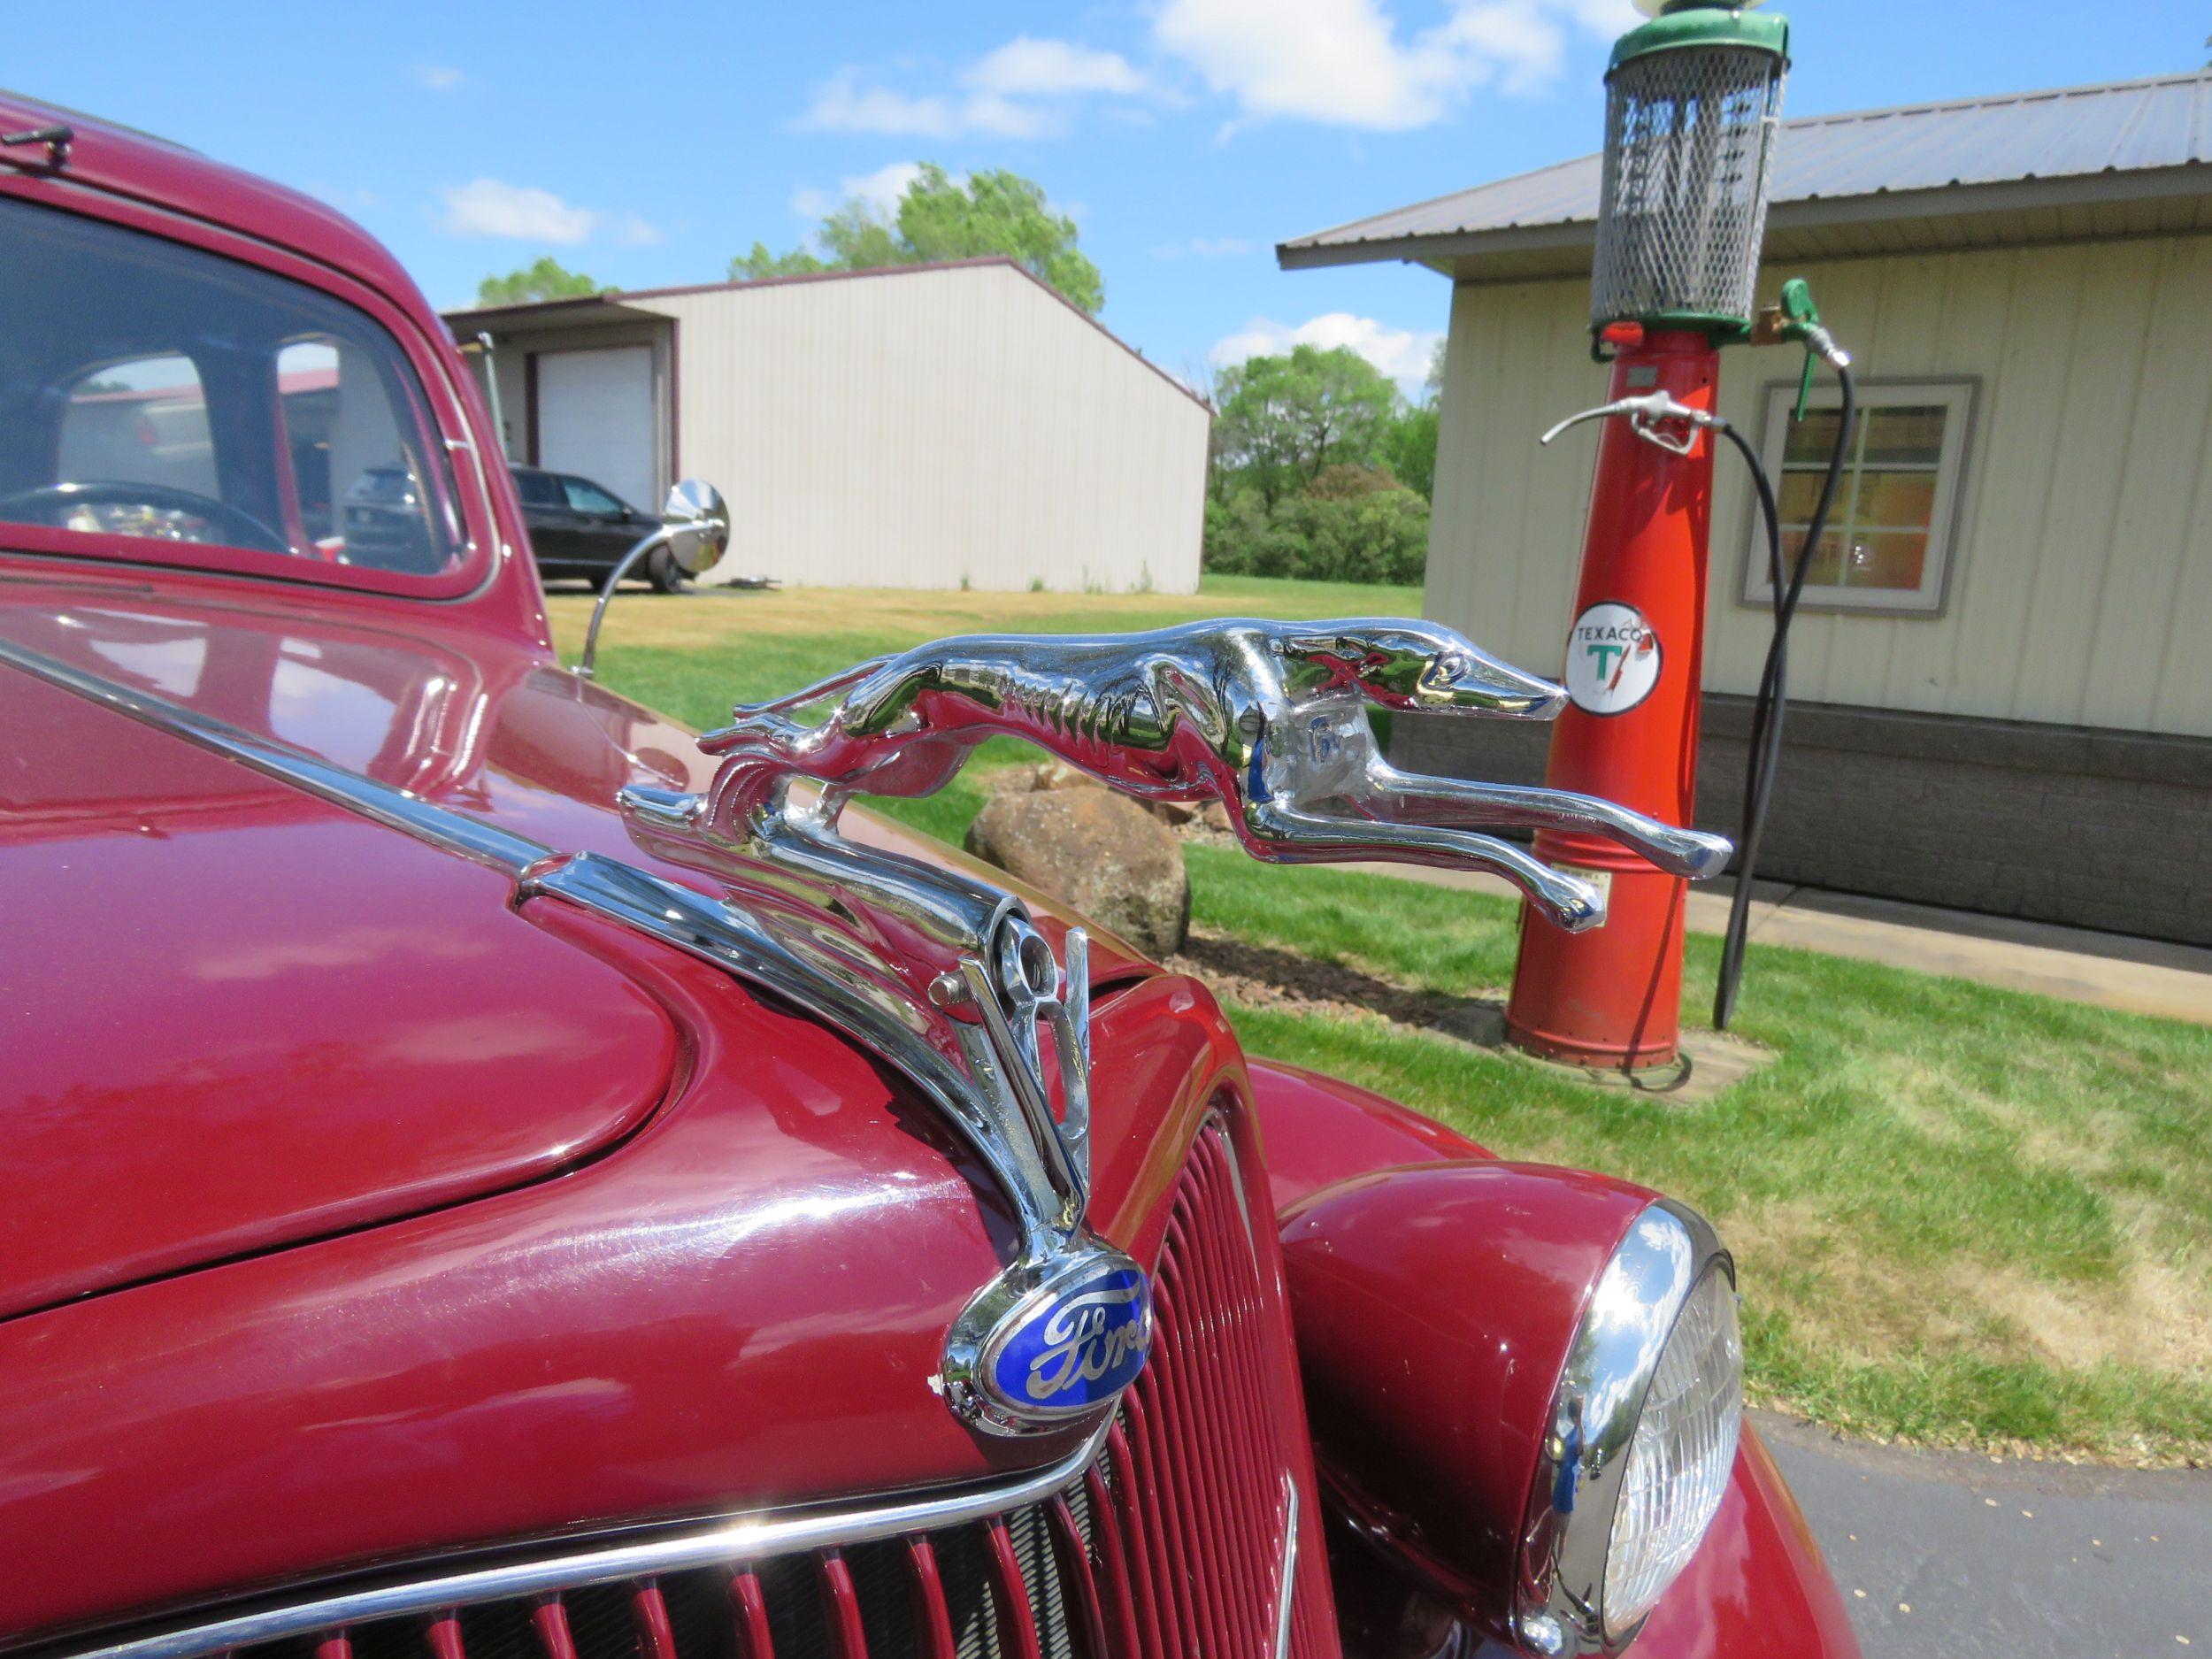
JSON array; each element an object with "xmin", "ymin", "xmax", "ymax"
[
  {"xmin": 990, "ymin": 1261, "xmax": 1151, "ymax": 1415},
  {"xmin": 945, "ymin": 1245, "xmax": 1153, "ymax": 1434}
]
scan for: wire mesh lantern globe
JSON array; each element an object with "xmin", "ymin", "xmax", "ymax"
[{"xmin": 1590, "ymin": 0, "xmax": 1791, "ymax": 340}]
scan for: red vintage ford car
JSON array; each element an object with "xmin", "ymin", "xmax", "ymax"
[{"xmin": 0, "ymin": 95, "xmax": 1858, "ymax": 1659}]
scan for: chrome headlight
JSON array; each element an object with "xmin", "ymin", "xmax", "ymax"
[{"xmin": 1517, "ymin": 1200, "xmax": 1742, "ymax": 1656}]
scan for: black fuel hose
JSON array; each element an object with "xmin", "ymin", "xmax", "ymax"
[{"xmin": 1712, "ymin": 363, "xmax": 1857, "ymax": 1030}]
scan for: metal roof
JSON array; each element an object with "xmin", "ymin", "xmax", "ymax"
[
  {"xmin": 443, "ymin": 257, "xmax": 1213, "ymax": 412},
  {"xmin": 1281, "ymin": 70, "xmax": 2212, "ymax": 272}
]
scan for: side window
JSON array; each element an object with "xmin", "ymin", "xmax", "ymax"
[
  {"xmin": 58, "ymin": 355, "xmax": 219, "ymax": 502},
  {"xmin": 277, "ymin": 334, "xmax": 454, "ymax": 572},
  {"xmin": 514, "ymin": 470, "xmax": 562, "ymax": 508},
  {"xmin": 561, "ymin": 477, "xmax": 625, "ymax": 515},
  {"xmin": 1, "ymin": 195, "xmax": 472, "ymax": 586},
  {"xmin": 1744, "ymin": 380, "xmax": 1975, "ymax": 614}
]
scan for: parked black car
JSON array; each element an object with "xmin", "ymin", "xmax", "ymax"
[
  {"xmin": 512, "ymin": 466, "xmax": 689, "ymax": 591},
  {"xmin": 339, "ymin": 464, "xmax": 444, "ymax": 574}
]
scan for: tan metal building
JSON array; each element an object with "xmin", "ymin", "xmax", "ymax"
[
  {"xmin": 1283, "ymin": 73, "xmax": 2212, "ymax": 944},
  {"xmin": 444, "ymin": 258, "xmax": 1210, "ymax": 594}
]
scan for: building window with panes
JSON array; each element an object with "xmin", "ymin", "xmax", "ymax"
[{"xmin": 1743, "ymin": 380, "xmax": 1976, "ymax": 614}]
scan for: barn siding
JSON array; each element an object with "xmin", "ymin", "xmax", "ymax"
[
  {"xmin": 628, "ymin": 265, "xmax": 1208, "ymax": 594},
  {"xmin": 1425, "ymin": 234, "xmax": 2212, "ymax": 737}
]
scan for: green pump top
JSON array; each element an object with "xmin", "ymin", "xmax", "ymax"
[{"xmin": 1609, "ymin": 1, "xmax": 1790, "ymax": 76}]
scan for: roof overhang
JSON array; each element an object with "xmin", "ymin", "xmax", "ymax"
[
  {"xmin": 441, "ymin": 295, "xmax": 668, "ymax": 340},
  {"xmin": 1280, "ymin": 162, "xmax": 2212, "ymax": 282}
]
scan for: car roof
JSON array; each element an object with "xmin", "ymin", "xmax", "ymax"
[{"xmin": 0, "ymin": 88, "xmax": 426, "ymax": 312}]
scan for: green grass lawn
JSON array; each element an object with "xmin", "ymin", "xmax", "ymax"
[{"xmin": 555, "ymin": 575, "xmax": 2212, "ymax": 1465}]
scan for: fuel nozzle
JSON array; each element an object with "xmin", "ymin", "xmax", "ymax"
[{"xmin": 1754, "ymin": 278, "xmax": 1850, "ymax": 419}]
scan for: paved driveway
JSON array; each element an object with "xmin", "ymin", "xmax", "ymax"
[{"xmin": 1756, "ymin": 1412, "xmax": 2210, "ymax": 1656}]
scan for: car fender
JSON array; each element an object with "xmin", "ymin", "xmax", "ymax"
[{"xmin": 1247, "ymin": 1059, "xmax": 1862, "ymax": 1659}]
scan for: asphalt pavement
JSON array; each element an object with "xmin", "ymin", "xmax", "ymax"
[{"xmin": 1755, "ymin": 1411, "xmax": 2211, "ymax": 1657}]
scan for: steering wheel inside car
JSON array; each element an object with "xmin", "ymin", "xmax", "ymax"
[{"xmin": 0, "ymin": 480, "xmax": 291, "ymax": 554}]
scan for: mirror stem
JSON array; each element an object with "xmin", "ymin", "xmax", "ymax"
[{"xmin": 578, "ymin": 525, "xmax": 677, "ymax": 680}]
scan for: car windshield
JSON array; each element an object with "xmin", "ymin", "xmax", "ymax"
[{"xmin": 0, "ymin": 196, "xmax": 465, "ymax": 580}]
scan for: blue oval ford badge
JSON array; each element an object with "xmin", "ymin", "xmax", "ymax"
[{"xmin": 986, "ymin": 1261, "xmax": 1152, "ymax": 1419}]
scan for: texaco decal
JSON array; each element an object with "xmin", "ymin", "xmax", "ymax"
[{"xmin": 1564, "ymin": 601, "xmax": 1661, "ymax": 717}]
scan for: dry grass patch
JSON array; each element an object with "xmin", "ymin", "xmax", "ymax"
[{"xmin": 544, "ymin": 572, "xmax": 1423, "ymax": 657}]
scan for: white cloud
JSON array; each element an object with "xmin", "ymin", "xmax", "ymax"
[
  {"xmin": 1433, "ymin": 4, "xmax": 1567, "ymax": 95},
  {"xmin": 437, "ymin": 180, "xmax": 600, "ymax": 244},
  {"xmin": 801, "ymin": 35, "xmax": 1152, "ymax": 142},
  {"xmin": 1154, "ymin": 0, "xmax": 1620, "ymax": 129},
  {"xmin": 798, "ymin": 67, "xmax": 1054, "ymax": 140},
  {"xmin": 612, "ymin": 214, "xmax": 663, "ymax": 246},
  {"xmin": 965, "ymin": 37, "xmax": 1147, "ymax": 97},
  {"xmin": 791, "ymin": 161, "xmax": 926, "ymax": 227},
  {"xmin": 844, "ymin": 160, "xmax": 926, "ymax": 218},
  {"xmin": 412, "ymin": 63, "xmax": 465, "ymax": 92},
  {"xmin": 1210, "ymin": 312, "xmax": 1445, "ymax": 394},
  {"xmin": 1154, "ymin": 235, "xmax": 1253, "ymax": 260}
]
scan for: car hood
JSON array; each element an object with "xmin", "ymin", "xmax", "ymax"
[
  {"xmin": 0, "ymin": 572, "xmax": 1151, "ymax": 1323},
  {"xmin": 0, "ymin": 651, "xmax": 685, "ymax": 1321}
]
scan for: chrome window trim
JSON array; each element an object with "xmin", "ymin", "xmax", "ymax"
[{"xmin": 56, "ymin": 1421, "xmax": 1115, "ymax": 1659}]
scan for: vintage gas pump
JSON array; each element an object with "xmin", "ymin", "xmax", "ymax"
[{"xmin": 1506, "ymin": 0, "xmax": 1799, "ymax": 1071}]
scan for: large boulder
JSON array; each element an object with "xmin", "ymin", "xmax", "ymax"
[{"xmin": 965, "ymin": 784, "xmax": 1191, "ymax": 959}]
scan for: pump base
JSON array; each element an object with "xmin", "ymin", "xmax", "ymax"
[{"xmin": 1505, "ymin": 836, "xmax": 1690, "ymax": 1071}]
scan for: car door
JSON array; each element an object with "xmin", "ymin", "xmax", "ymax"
[
  {"xmin": 513, "ymin": 468, "xmax": 587, "ymax": 567},
  {"xmin": 559, "ymin": 475, "xmax": 643, "ymax": 570}
]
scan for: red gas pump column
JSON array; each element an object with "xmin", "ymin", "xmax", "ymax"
[{"xmin": 1506, "ymin": 330, "xmax": 1718, "ymax": 1071}]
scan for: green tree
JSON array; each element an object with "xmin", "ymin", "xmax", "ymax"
[
  {"xmin": 1211, "ymin": 345, "xmax": 1400, "ymax": 509},
  {"xmin": 475, "ymin": 257, "xmax": 603, "ymax": 306},
  {"xmin": 730, "ymin": 164, "xmax": 1103, "ymax": 315},
  {"xmin": 896, "ymin": 166, "xmax": 1102, "ymax": 313},
  {"xmin": 728, "ymin": 242, "xmax": 830, "ymax": 281},
  {"xmin": 1382, "ymin": 402, "xmax": 1440, "ymax": 501}
]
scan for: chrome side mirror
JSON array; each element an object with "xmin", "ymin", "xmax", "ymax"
[
  {"xmin": 662, "ymin": 478, "xmax": 730, "ymax": 577},
  {"xmin": 577, "ymin": 478, "xmax": 729, "ymax": 680}
]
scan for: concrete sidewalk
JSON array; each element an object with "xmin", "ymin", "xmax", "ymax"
[
  {"xmin": 1346, "ymin": 864, "xmax": 2212, "ymax": 1025},
  {"xmin": 1756, "ymin": 1411, "xmax": 2211, "ymax": 1657}
]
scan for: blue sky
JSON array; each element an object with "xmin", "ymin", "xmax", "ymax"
[{"xmin": 12, "ymin": 3, "xmax": 2202, "ymax": 394}]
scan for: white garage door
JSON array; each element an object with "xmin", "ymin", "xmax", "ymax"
[{"xmin": 534, "ymin": 346, "xmax": 657, "ymax": 512}]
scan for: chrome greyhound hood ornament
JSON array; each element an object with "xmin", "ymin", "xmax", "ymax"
[
  {"xmin": 618, "ymin": 615, "xmax": 1731, "ymax": 1434},
  {"xmin": 679, "ymin": 615, "xmax": 1727, "ymax": 931}
]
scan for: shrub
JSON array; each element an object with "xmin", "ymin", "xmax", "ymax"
[
  {"xmin": 1203, "ymin": 480, "xmax": 1429, "ymax": 585},
  {"xmin": 1302, "ymin": 462, "xmax": 1400, "ymax": 502},
  {"xmin": 1202, "ymin": 494, "xmax": 1265, "ymax": 575}
]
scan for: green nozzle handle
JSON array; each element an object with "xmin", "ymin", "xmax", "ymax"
[{"xmin": 1776, "ymin": 279, "xmax": 1849, "ymax": 419}]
